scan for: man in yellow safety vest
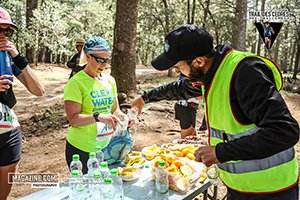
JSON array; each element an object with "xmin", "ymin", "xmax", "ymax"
[{"xmin": 132, "ymin": 24, "xmax": 299, "ymax": 200}]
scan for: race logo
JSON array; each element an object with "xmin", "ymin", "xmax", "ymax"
[
  {"xmin": 248, "ymin": 10, "xmax": 289, "ymax": 21},
  {"xmin": 255, "ymin": 21, "xmax": 283, "ymax": 50}
]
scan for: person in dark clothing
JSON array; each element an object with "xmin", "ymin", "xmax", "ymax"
[
  {"xmin": 261, "ymin": 21, "xmax": 275, "ymax": 50},
  {"xmin": 173, "ymin": 67, "xmax": 200, "ymax": 138},
  {"xmin": 132, "ymin": 24, "xmax": 299, "ymax": 200},
  {"xmin": 67, "ymin": 39, "xmax": 85, "ymax": 79}
]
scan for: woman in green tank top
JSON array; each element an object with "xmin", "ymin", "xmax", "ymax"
[{"xmin": 64, "ymin": 36, "xmax": 127, "ymax": 174}]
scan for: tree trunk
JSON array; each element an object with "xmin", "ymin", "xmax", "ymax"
[
  {"xmin": 202, "ymin": 0, "xmax": 210, "ymax": 28},
  {"xmin": 56, "ymin": 54, "xmax": 61, "ymax": 64},
  {"xmin": 111, "ymin": 0, "xmax": 139, "ymax": 95},
  {"xmin": 293, "ymin": 42, "xmax": 300, "ymax": 79},
  {"xmin": 191, "ymin": 0, "xmax": 196, "ymax": 24},
  {"xmin": 45, "ymin": 47, "xmax": 51, "ymax": 63},
  {"xmin": 232, "ymin": 0, "xmax": 247, "ymax": 51},
  {"xmin": 273, "ymin": 38, "xmax": 280, "ymax": 68},
  {"xmin": 25, "ymin": 0, "xmax": 38, "ymax": 63},
  {"xmin": 187, "ymin": 0, "xmax": 190, "ymax": 24},
  {"xmin": 282, "ymin": 26, "xmax": 289, "ymax": 73},
  {"xmin": 289, "ymin": 41, "xmax": 297, "ymax": 72},
  {"xmin": 38, "ymin": 46, "xmax": 45, "ymax": 63},
  {"xmin": 161, "ymin": 0, "xmax": 173, "ymax": 77},
  {"xmin": 256, "ymin": 0, "xmax": 266, "ymax": 55}
]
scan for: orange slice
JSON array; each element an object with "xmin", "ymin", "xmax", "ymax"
[
  {"xmin": 180, "ymin": 165, "xmax": 193, "ymax": 176},
  {"xmin": 173, "ymin": 160, "xmax": 185, "ymax": 168}
]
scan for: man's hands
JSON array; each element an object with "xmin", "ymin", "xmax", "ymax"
[
  {"xmin": 131, "ymin": 95, "xmax": 145, "ymax": 115},
  {"xmin": 0, "ymin": 39, "xmax": 18, "ymax": 57},
  {"xmin": 194, "ymin": 146, "xmax": 219, "ymax": 167}
]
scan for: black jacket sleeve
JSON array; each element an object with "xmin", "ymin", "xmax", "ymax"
[
  {"xmin": 67, "ymin": 54, "xmax": 78, "ymax": 69},
  {"xmin": 141, "ymin": 79, "xmax": 202, "ymax": 103},
  {"xmin": 216, "ymin": 58, "xmax": 300, "ymax": 162}
]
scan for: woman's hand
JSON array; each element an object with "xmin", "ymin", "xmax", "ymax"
[
  {"xmin": 98, "ymin": 114, "xmax": 121, "ymax": 130},
  {"xmin": 0, "ymin": 75, "xmax": 13, "ymax": 91},
  {"xmin": 0, "ymin": 39, "xmax": 18, "ymax": 57}
]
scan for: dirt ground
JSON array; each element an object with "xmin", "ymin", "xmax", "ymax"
[{"xmin": 7, "ymin": 64, "xmax": 300, "ymax": 200}]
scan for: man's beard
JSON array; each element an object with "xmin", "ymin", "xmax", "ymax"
[{"xmin": 188, "ymin": 63, "xmax": 205, "ymax": 81}]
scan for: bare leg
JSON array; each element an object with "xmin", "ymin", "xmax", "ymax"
[
  {"xmin": 181, "ymin": 125, "xmax": 196, "ymax": 139},
  {"xmin": 0, "ymin": 163, "xmax": 18, "ymax": 200}
]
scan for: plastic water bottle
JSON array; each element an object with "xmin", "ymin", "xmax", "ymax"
[
  {"xmin": 92, "ymin": 171, "xmax": 102, "ymax": 200},
  {"xmin": 99, "ymin": 161, "xmax": 110, "ymax": 178},
  {"xmin": 102, "ymin": 178, "xmax": 115, "ymax": 200},
  {"xmin": 0, "ymin": 51, "xmax": 13, "ymax": 81},
  {"xmin": 70, "ymin": 170, "xmax": 85, "ymax": 200},
  {"xmin": 87, "ymin": 152, "xmax": 99, "ymax": 177},
  {"xmin": 110, "ymin": 168, "xmax": 124, "ymax": 200},
  {"xmin": 95, "ymin": 146, "xmax": 104, "ymax": 164},
  {"xmin": 70, "ymin": 154, "xmax": 83, "ymax": 177},
  {"xmin": 155, "ymin": 160, "xmax": 169, "ymax": 194},
  {"xmin": 206, "ymin": 164, "xmax": 220, "ymax": 186}
]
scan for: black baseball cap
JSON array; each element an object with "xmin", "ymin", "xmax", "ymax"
[{"xmin": 151, "ymin": 24, "xmax": 214, "ymax": 70}]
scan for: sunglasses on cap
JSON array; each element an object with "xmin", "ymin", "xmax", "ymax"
[
  {"xmin": 0, "ymin": 27, "xmax": 14, "ymax": 37},
  {"xmin": 90, "ymin": 54, "xmax": 111, "ymax": 64}
]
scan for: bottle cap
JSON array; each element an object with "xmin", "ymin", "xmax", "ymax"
[
  {"xmin": 93, "ymin": 171, "xmax": 102, "ymax": 178},
  {"xmin": 72, "ymin": 154, "xmax": 80, "ymax": 161},
  {"xmin": 100, "ymin": 161, "xmax": 108, "ymax": 168},
  {"xmin": 71, "ymin": 170, "xmax": 79, "ymax": 177},
  {"xmin": 95, "ymin": 146, "xmax": 102, "ymax": 151},
  {"xmin": 158, "ymin": 160, "xmax": 165, "ymax": 167},
  {"xmin": 104, "ymin": 178, "xmax": 112, "ymax": 183},
  {"xmin": 89, "ymin": 152, "xmax": 96, "ymax": 158},
  {"xmin": 110, "ymin": 168, "xmax": 118, "ymax": 176}
]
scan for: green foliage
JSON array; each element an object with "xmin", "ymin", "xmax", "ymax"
[{"xmin": 1, "ymin": 0, "xmax": 299, "ymax": 77}]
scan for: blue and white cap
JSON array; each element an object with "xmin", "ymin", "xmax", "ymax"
[
  {"xmin": 84, "ymin": 36, "xmax": 110, "ymax": 54},
  {"xmin": 79, "ymin": 36, "xmax": 111, "ymax": 66}
]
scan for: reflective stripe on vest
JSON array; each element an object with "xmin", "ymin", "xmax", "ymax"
[
  {"xmin": 205, "ymin": 50, "xmax": 298, "ymax": 193},
  {"xmin": 218, "ymin": 147, "xmax": 295, "ymax": 174},
  {"xmin": 210, "ymin": 127, "xmax": 260, "ymax": 141}
]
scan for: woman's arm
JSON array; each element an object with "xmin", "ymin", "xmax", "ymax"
[
  {"xmin": 65, "ymin": 100, "xmax": 120, "ymax": 128},
  {"xmin": 1, "ymin": 38, "xmax": 45, "ymax": 96},
  {"xmin": 16, "ymin": 66, "xmax": 45, "ymax": 96}
]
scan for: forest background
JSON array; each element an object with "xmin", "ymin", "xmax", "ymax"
[
  {"xmin": 1, "ymin": 0, "xmax": 300, "ymax": 96},
  {"xmin": 1, "ymin": 0, "xmax": 300, "ymax": 199}
]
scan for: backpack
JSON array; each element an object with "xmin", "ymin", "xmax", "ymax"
[{"xmin": 101, "ymin": 128, "xmax": 133, "ymax": 165}]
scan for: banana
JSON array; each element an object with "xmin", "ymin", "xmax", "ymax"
[
  {"xmin": 131, "ymin": 151, "xmax": 142, "ymax": 156},
  {"xmin": 122, "ymin": 166, "xmax": 137, "ymax": 173},
  {"xmin": 121, "ymin": 172, "xmax": 134, "ymax": 177}
]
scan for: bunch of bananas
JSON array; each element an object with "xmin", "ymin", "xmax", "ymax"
[{"xmin": 124, "ymin": 151, "xmax": 146, "ymax": 167}]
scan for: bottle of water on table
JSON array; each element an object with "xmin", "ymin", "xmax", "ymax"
[
  {"xmin": 92, "ymin": 171, "xmax": 102, "ymax": 200},
  {"xmin": 95, "ymin": 145, "xmax": 104, "ymax": 164},
  {"xmin": 99, "ymin": 161, "xmax": 110, "ymax": 178},
  {"xmin": 102, "ymin": 178, "xmax": 115, "ymax": 200},
  {"xmin": 69, "ymin": 170, "xmax": 85, "ymax": 200},
  {"xmin": 87, "ymin": 152, "xmax": 99, "ymax": 177},
  {"xmin": 110, "ymin": 168, "xmax": 124, "ymax": 200},
  {"xmin": 155, "ymin": 160, "xmax": 169, "ymax": 194},
  {"xmin": 70, "ymin": 154, "xmax": 83, "ymax": 177}
]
